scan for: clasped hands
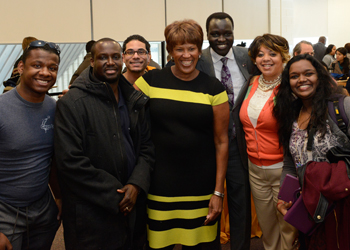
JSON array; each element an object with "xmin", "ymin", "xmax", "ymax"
[{"xmin": 117, "ymin": 184, "xmax": 140, "ymax": 216}]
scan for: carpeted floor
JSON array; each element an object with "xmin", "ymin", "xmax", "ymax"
[{"xmin": 51, "ymin": 225, "xmax": 265, "ymax": 250}]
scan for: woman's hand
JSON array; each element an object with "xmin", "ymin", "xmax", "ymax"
[
  {"xmin": 206, "ymin": 102, "xmax": 229, "ymax": 226},
  {"xmin": 276, "ymin": 199, "xmax": 293, "ymax": 216},
  {"xmin": 204, "ymin": 195, "xmax": 223, "ymax": 225}
]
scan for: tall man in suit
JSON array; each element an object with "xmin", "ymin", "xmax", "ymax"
[{"xmin": 196, "ymin": 12, "xmax": 254, "ymax": 250}]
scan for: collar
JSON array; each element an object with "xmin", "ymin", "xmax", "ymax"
[{"xmin": 210, "ymin": 47, "xmax": 234, "ymax": 64}]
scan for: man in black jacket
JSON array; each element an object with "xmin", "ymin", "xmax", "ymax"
[{"xmin": 54, "ymin": 38, "xmax": 154, "ymax": 250}]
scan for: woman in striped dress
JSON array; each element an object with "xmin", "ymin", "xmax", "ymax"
[{"xmin": 134, "ymin": 19, "xmax": 229, "ymax": 249}]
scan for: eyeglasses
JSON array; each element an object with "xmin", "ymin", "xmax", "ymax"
[
  {"xmin": 28, "ymin": 40, "xmax": 61, "ymax": 55},
  {"xmin": 124, "ymin": 49, "xmax": 148, "ymax": 57}
]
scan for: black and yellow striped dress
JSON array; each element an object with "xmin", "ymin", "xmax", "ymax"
[{"xmin": 135, "ymin": 67, "xmax": 228, "ymax": 249}]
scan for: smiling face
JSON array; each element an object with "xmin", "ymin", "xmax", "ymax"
[
  {"xmin": 17, "ymin": 49, "xmax": 59, "ymax": 103},
  {"xmin": 170, "ymin": 43, "xmax": 200, "ymax": 80},
  {"xmin": 207, "ymin": 18, "xmax": 234, "ymax": 56},
  {"xmin": 123, "ymin": 40, "xmax": 150, "ymax": 73},
  {"xmin": 91, "ymin": 41, "xmax": 122, "ymax": 84},
  {"xmin": 255, "ymin": 46, "xmax": 284, "ymax": 81},
  {"xmin": 289, "ymin": 59, "xmax": 319, "ymax": 101}
]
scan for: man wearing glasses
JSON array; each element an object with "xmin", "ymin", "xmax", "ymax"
[
  {"xmin": 122, "ymin": 34, "xmax": 151, "ymax": 85},
  {"xmin": 0, "ymin": 41, "xmax": 61, "ymax": 249},
  {"xmin": 54, "ymin": 38, "xmax": 154, "ymax": 250},
  {"xmin": 121, "ymin": 34, "xmax": 153, "ymax": 249}
]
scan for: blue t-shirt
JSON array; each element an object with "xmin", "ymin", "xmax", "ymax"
[{"xmin": 0, "ymin": 88, "xmax": 56, "ymax": 207}]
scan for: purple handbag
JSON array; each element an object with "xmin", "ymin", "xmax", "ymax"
[
  {"xmin": 278, "ymin": 174, "xmax": 316, "ymax": 234},
  {"xmin": 284, "ymin": 193, "xmax": 316, "ymax": 234},
  {"xmin": 278, "ymin": 174, "xmax": 300, "ymax": 203}
]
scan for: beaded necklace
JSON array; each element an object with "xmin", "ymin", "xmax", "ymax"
[{"xmin": 258, "ymin": 74, "xmax": 281, "ymax": 91}]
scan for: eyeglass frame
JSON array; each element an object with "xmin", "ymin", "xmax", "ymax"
[
  {"xmin": 123, "ymin": 49, "xmax": 149, "ymax": 57},
  {"xmin": 27, "ymin": 40, "xmax": 61, "ymax": 55}
]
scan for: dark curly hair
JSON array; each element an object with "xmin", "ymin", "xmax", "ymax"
[
  {"xmin": 273, "ymin": 54, "xmax": 335, "ymax": 151},
  {"xmin": 122, "ymin": 34, "xmax": 150, "ymax": 53}
]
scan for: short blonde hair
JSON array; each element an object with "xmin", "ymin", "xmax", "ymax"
[{"xmin": 164, "ymin": 19, "xmax": 203, "ymax": 54}]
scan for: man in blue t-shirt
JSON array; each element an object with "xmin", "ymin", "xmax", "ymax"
[{"xmin": 0, "ymin": 41, "xmax": 61, "ymax": 250}]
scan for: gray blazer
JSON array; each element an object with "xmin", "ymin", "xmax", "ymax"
[{"xmin": 196, "ymin": 46, "xmax": 255, "ymax": 170}]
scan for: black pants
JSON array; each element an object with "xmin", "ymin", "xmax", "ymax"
[{"xmin": 226, "ymin": 138, "xmax": 251, "ymax": 250}]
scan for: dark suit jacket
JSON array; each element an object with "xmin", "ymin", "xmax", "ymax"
[
  {"xmin": 196, "ymin": 46, "xmax": 254, "ymax": 170},
  {"xmin": 313, "ymin": 42, "xmax": 327, "ymax": 62}
]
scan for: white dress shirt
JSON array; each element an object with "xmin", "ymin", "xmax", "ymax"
[{"xmin": 210, "ymin": 47, "xmax": 246, "ymax": 104}]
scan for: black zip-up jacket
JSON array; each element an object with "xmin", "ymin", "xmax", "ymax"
[{"xmin": 54, "ymin": 66, "xmax": 154, "ymax": 249}]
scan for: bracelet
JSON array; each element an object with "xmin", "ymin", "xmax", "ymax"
[
  {"xmin": 277, "ymin": 201, "xmax": 285, "ymax": 207},
  {"xmin": 213, "ymin": 191, "xmax": 224, "ymax": 198}
]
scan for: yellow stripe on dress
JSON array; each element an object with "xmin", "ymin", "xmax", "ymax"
[
  {"xmin": 147, "ymin": 222, "xmax": 218, "ymax": 249},
  {"xmin": 135, "ymin": 77, "xmax": 150, "ymax": 96},
  {"xmin": 148, "ymin": 194, "xmax": 212, "ymax": 202},
  {"xmin": 135, "ymin": 77, "xmax": 228, "ymax": 106},
  {"xmin": 148, "ymin": 207, "xmax": 208, "ymax": 221}
]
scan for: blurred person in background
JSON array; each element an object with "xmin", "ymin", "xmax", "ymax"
[
  {"xmin": 331, "ymin": 47, "xmax": 349, "ymax": 78},
  {"xmin": 293, "ymin": 41, "xmax": 314, "ymax": 57},
  {"xmin": 3, "ymin": 36, "xmax": 38, "ymax": 93},
  {"xmin": 69, "ymin": 40, "xmax": 95, "ymax": 85},
  {"xmin": 313, "ymin": 36, "xmax": 327, "ymax": 62},
  {"xmin": 322, "ymin": 44, "xmax": 336, "ymax": 69}
]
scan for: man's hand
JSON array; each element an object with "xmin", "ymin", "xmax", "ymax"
[
  {"xmin": 0, "ymin": 232, "xmax": 12, "ymax": 250},
  {"xmin": 117, "ymin": 184, "xmax": 140, "ymax": 216}
]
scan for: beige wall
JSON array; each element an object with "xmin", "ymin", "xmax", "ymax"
[
  {"xmin": 0, "ymin": 0, "xmax": 91, "ymax": 43},
  {"xmin": 328, "ymin": 0, "xmax": 350, "ymax": 47},
  {"xmin": 166, "ymin": 0, "xmax": 222, "ymax": 38},
  {"xmin": 224, "ymin": 0, "xmax": 269, "ymax": 39},
  {"xmin": 292, "ymin": 0, "xmax": 328, "ymax": 39},
  {"xmin": 0, "ymin": 0, "xmax": 348, "ymax": 46},
  {"xmin": 93, "ymin": 0, "xmax": 165, "ymax": 41}
]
